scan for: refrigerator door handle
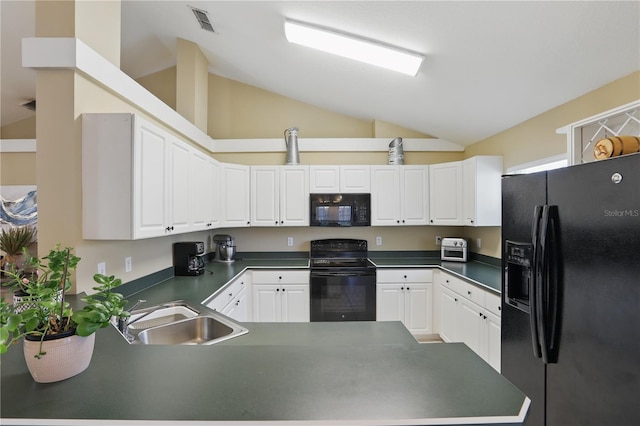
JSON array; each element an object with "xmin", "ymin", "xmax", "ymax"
[
  {"xmin": 530, "ymin": 205, "xmax": 543, "ymax": 358},
  {"xmin": 539, "ymin": 204, "xmax": 561, "ymax": 364}
]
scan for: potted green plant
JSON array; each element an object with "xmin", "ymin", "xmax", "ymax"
[
  {"xmin": 0, "ymin": 225, "xmax": 36, "ymax": 272},
  {"xmin": 0, "ymin": 244, "xmax": 130, "ymax": 383}
]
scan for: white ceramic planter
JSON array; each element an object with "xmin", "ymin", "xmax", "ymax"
[{"xmin": 23, "ymin": 332, "xmax": 95, "ymax": 383}]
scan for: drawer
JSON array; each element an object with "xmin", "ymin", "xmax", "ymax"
[
  {"xmin": 485, "ymin": 291, "xmax": 502, "ymax": 316},
  {"xmin": 457, "ymin": 278, "xmax": 486, "ymax": 307},
  {"xmin": 441, "ymin": 273, "xmax": 486, "ymax": 307},
  {"xmin": 252, "ymin": 269, "xmax": 310, "ymax": 285},
  {"xmin": 377, "ymin": 269, "xmax": 433, "ymax": 283}
]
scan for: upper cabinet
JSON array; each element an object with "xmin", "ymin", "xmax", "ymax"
[
  {"xmin": 371, "ymin": 165, "xmax": 429, "ymax": 226},
  {"xmin": 429, "ymin": 161, "xmax": 463, "ymax": 226},
  {"xmin": 82, "ymin": 113, "xmax": 222, "ymax": 240},
  {"xmin": 221, "ymin": 163, "xmax": 251, "ymax": 228},
  {"xmin": 462, "ymin": 156, "xmax": 502, "ymax": 226},
  {"xmin": 429, "ymin": 156, "xmax": 502, "ymax": 227},
  {"xmin": 251, "ymin": 166, "xmax": 309, "ymax": 227},
  {"xmin": 309, "ymin": 165, "xmax": 370, "ymax": 193}
]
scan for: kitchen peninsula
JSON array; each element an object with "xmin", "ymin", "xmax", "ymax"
[{"xmin": 1, "ymin": 255, "xmax": 527, "ymax": 425}]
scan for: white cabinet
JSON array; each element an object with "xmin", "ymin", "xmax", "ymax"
[
  {"xmin": 221, "ymin": 163, "xmax": 251, "ymax": 227},
  {"xmin": 309, "ymin": 165, "xmax": 370, "ymax": 193},
  {"xmin": 439, "ymin": 271, "xmax": 501, "ymax": 371},
  {"xmin": 252, "ymin": 270, "xmax": 310, "ymax": 322},
  {"xmin": 205, "ymin": 272, "xmax": 251, "ymax": 322},
  {"xmin": 168, "ymin": 138, "xmax": 192, "ymax": 234},
  {"xmin": 462, "ymin": 156, "xmax": 503, "ymax": 226},
  {"xmin": 429, "ymin": 161, "xmax": 463, "ymax": 225},
  {"xmin": 251, "ymin": 166, "xmax": 309, "ymax": 227},
  {"xmin": 82, "ymin": 113, "xmax": 209, "ymax": 239},
  {"xmin": 189, "ymin": 149, "xmax": 221, "ymax": 231},
  {"xmin": 377, "ymin": 269, "xmax": 433, "ymax": 336},
  {"xmin": 371, "ymin": 165, "xmax": 429, "ymax": 226}
]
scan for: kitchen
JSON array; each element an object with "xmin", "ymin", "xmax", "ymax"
[{"xmin": 1, "ymin": 1, "xmax": 640, "ymax": 425}]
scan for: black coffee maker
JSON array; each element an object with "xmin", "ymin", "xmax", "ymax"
[{"xmin": 173, "ymin": 242, "xmax": 206, "ymax": 276}]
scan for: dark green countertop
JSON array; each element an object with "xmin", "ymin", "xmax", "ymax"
[{"xmin": 1, "ymin": 253, "xmax": 523, "ymax": 425}]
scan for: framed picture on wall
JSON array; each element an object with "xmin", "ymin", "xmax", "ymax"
[{"xmin": 1, "ymin": 185, "xmax": 37, "ymax": 231}]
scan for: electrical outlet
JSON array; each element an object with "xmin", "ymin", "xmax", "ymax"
[
  {"xmin": 287, "ymin": 237, "xmax": 293, "ymax": 247},
  {"xmin": 376, "ymin": 236, "xmax": 382, "ymax": 246},
  {"xmin": 476, "ymin": 238, "xmax": 482, "ymax": 249},
  {"xmin": 97, "ymin": 262, "xmax": 106, "ymax": 275},
  {"xmin": 435, "ymin": 236, "xmax": 442, "ymax": 245},
  {"xmin": 125, "ymin": 256, "xmax": 132, "ymax": 273}
]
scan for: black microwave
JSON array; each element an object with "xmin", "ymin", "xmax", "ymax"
[{"xmin": 310, "ymin": 193, "xmax": 371, "ymax": 227}]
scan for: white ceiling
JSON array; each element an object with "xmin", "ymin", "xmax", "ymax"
[{"xmin": 2, "ymin": 1, "xmax": 639, "ymax": 146}]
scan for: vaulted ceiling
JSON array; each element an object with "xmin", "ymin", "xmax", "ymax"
[{"xmin": 2, "ymin": 1, "xmax": 639, "ymax": 145}]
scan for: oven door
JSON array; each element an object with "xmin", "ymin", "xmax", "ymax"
[{"xmin": 310, "ymin": 269, "xmax": 376, "ymax": 321}]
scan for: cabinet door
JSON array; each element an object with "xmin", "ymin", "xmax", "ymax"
[
  {"xmin": 309, "ymin": 166, "xmax": 339, "ymax": 193},
  {"xmin": 458, "ymin": 298, "xmax": 483, "ymax": 354},
  {"xmin": 207, "ymin": 159, "xmax": 221, "ymax": 228},
  {"xmin": 189, "ymin": 149, "xmax": 210, "ymax": 231},
  {"xmin": 485, "ymin": 311, "xmax": 501, "ymax": 372},
  {"xmin": 280, "ymin": 166, "xmax": 309, "ymax": 226},
  {"xmin": 401, "ymin": 166, "xmax": 429, "ymax": 225},
  {"xmin": 252, "ymin": 285, "xmax": 279, "ymax": 322},
  {"xmin": 371, "ymin": 166, "xmax": 400, "ymax": 226},
  {"xmin": 404, "ymin": 283, "xmax": 432, "ymax": 335},
  {"xmin": 340, "ymin": 165, "xmax": 371, "ymax": 193},
  {"xmin": 376, "ymin": 284, "xmax": 404, "ymax": 322},
  {"xmin": 221, "ymin": 163, "xmax": 250, "ymax": 227},
  {"xmin": 133, "ymin": 118, "xmax": 169, "ymax": 239},
  {"xmin": 222, "ymin": 288, "xmax": 249, "ymax": 322},
  {"xmin": 281, "ymin": 284, "xmax": 309, "ymax": 322},
  {"xmin": 429, "ymin": 161, "xmax": 463, "ymax": 225},
  {"xmin": 439, "ymin": 287, "xmax": 459, "ymax": 342},
  {"xmin": 169, "ymin": 138, "xmax": 191, "ymax": 233},
  {"xmin": 251, "ymin": 166, "xmax": 280, "ymax": 226},
  {"xmin": 462, "ymin": 156, "xmax": 502, "ymax": 227}
]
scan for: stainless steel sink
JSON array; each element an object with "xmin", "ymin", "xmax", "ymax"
[
  {"xmin": 113, "ymin": 301, "xmax": 248, "ymax": 345},
  {"xmin": 137, "ymin": 315, "xmax": 246, "ymax": 345}
]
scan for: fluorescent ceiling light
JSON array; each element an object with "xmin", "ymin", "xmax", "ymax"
[{"xmin": 284, "ymin": 20, "xmax": 424, "ymax": 76}]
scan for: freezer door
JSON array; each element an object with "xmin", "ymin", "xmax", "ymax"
[
  {"xmin": 501, "ymin": 172, "xmax": 547, "ymax": 426},
  {"xmin": 545, "ymin": 154, "xmax": 640, "ymax": 426}
]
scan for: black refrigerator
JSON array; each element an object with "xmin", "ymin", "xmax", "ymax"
[{"xmin": 501, "ymin": 153, "xmax": 640, "ymax": 426}]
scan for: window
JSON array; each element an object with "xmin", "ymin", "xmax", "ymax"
[{"xmin": 507, "ymin": 154, "xmax": 568, "ymax": 175}]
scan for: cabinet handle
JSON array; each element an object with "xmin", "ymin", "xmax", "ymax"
[
  {"xmin": 430, "ymin": 219, "xmax": 434, "ymax": 223},
  {"xmin": 401, "ymin": 287, "xmax": 404, "ymax": 290},
  {"xmin": 278, "ymin": 276, "xmax": 282, "ymax": 280},
  {"xmin": 282, "ymin": 288, "xmax": 285, "ymax": 291},
  {"xmin": 479, "ymin": 312, "xmax": 483, "ymax": 317},
  {"xmin": 404, "ymin": 275, "xmax": 407, "ymax": 279},
  {"xmin": 275, "ymin": 221, "xmax": 278, "ymax": 225},
  {"xmin": 467, "ymin": 291, "xmax": 472, "ymax": 296},
  {"xmin": 407, "ymin": 287, "xmax": 410, "ymax": 291},
  {"xmin": 396, "ymin": 220, "xmax": 400, "ymax": 224},
  {"xmin": 402, "ymin": 220, "xmax": 405, "ymax": 223},
  {"xmin": 498, "ymin": 306, "xmax": 501, "ymax": 311},
  {"xmin": 280, "ymin": 220, "xmax": 284, "ymax": 224}
]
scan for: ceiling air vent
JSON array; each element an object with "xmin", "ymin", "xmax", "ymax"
[
  {"xmin": 190, "ymin": 7, "xmax": 215, "ymax": 33},
  {"xmin": 21, "ymin": 99, "xmax": 36, "ymax": 111}
]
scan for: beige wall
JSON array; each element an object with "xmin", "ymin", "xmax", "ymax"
[{"xmin": 461, "ymin": 70, "xmax": 640, "ymax": 258}]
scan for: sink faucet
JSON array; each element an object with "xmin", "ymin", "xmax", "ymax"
[{"xmin": 117, "ymin": 299, "xmax": 146, "ymax": 335}]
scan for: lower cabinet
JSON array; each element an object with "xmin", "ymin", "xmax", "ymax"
[
  {"xmin": 439, "ymin": 272, "xmax": 501, "ymax": 372},
  {"xmin": 252, "ymin": 270, "xmax": 310, "ymax": 322},
  {"xmin": 376, "ymin": 269, "xmax": 433, "ymax": 336},
  {"xmin": 205, "ymin": 271, "xmax": 251, "ymax": 322}
]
